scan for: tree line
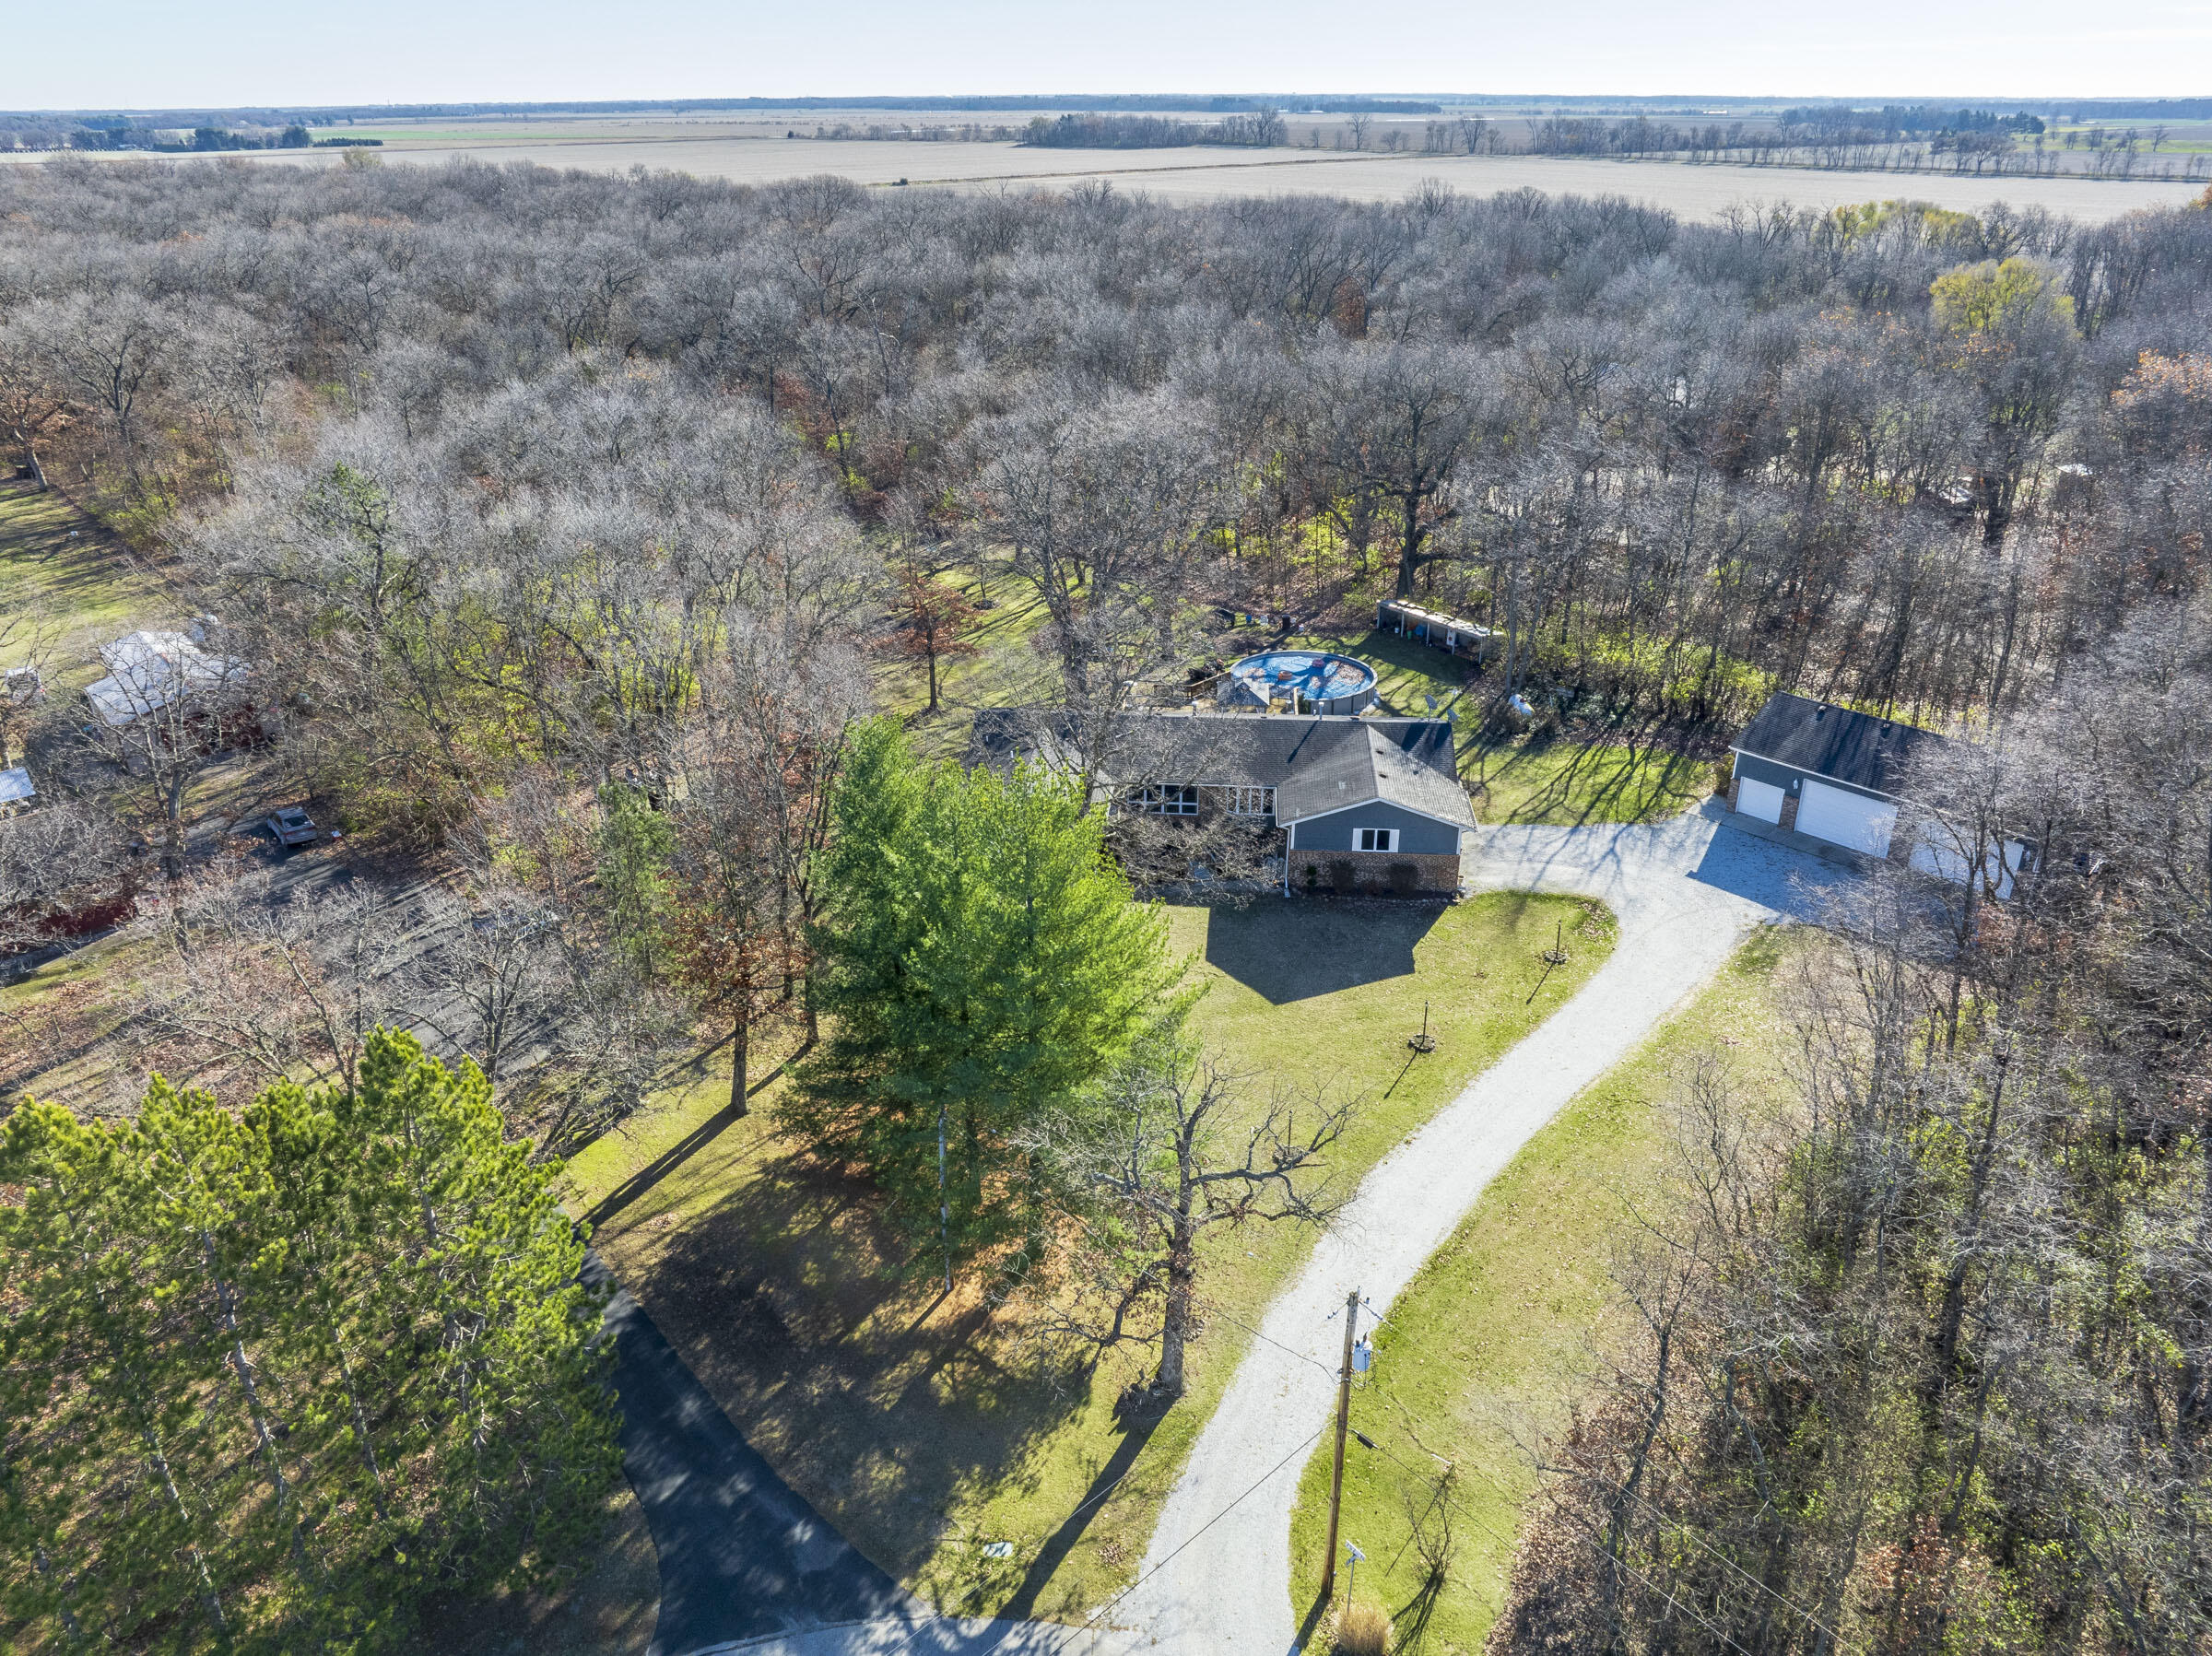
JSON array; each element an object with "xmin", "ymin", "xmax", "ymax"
[
  {"xmin": 0, "ymin": 157, "xmax": 2205, "ymax": 1132},
  {"xmin": 1494, "ymin": 603, "xmax": 2212, "ymax": 1653}
]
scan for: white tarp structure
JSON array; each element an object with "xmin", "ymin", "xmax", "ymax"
[
  {"xmin": 84, "ymin": 630, "xmax": 248, "ymax": 728},
  {"xmin": 0, "ymin": 767, "xmax": 33, "ymax": 809}
]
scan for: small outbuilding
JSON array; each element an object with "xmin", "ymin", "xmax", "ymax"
[
  {"xmin": 1730, "ymin": 693, "xmax": 2041, "ymax": 893},
  {"xmin": 1726, "ymin": 693, "xmax": 1930, "ymax": 858},
  {"xmin": 84, "ymin": 628, "xmax": 249, "ymax": 729},
  {"xmin": 0, "ymin": 766, "xmax": 34, "ymax": 816}
]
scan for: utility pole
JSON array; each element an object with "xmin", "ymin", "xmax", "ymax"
[{"xmin": 1319, "ymin": 1286, "xmax": 1360, "ymax": 1601}]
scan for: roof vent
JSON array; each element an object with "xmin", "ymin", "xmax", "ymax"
[{"xmin": 1813, "ymin": 705, "xmax": 1828, "ymax": 720}]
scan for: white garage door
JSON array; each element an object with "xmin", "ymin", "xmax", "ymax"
[
  {"xmin": 1797, "ymin": 781, "xmax": 1898, "ymax": 856},
  {"xmin": 1735, "ymin": 776, "xmax": 1784, "ymax": 825}
]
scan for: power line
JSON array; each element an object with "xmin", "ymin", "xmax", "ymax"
[
  {"xmin": 1350, "ymin": 1400, "xmax": 1848, "ymax": 1656},
  {"xmin": 1355, "ymin": 1425, "xmax": 1757, "ymax": 1656},
  {"xmin": 1210, "ymin": 1305, "xmax": 1340, "ymax": 1380},
  {"xmin": 975, "ymin": 1424, "xmax": 1329, "ymax": 1656}
]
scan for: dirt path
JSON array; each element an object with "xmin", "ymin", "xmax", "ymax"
[{"xmin": 1113, "ymin": 802, "xmax": 1850, "ymax": 1654}]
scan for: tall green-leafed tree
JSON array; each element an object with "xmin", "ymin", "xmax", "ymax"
[
  {"xmin": 0, "ymin": 1029, "xmax": 619, "ymax": 1652},
  {"xmin": 794, "ymin": 719, "xmax": 1183, "ymax": 1275},
  {"xmin": 594, "ymin": 780, "xmax": 676, "ymax": 980}
]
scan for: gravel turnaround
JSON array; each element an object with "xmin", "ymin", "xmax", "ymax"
[{"xmin": 1114, "ymin": 802, "xmax": 1850, "ymax": 1654}]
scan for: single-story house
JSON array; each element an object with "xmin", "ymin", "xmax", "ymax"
[
  {"xmin": 1727, "ymin": 693, "xmax": 2033, "ymax": 891},
  {"xmin": 969, "ymin": 708, "xmax": 1478, "ymax": 896},
  {"xmin": 84, "ymin": 628, "xmax": 249, "ymax": 729}
]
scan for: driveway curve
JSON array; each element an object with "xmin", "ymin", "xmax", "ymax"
[{"xmin": 1114, "ymin": 802, "xmax": 1848, "ymax": 1655}]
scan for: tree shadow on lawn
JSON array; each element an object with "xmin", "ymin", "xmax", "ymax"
[
  {"xmin": 606, "ymin": 1142, "xmax": 1085, "ymax": 1586},
  {"xmin": 1203, "ymin": 898, "xmax": 1443, "ymax": 1004},
  {"xmin": 997, "ymin": 1397, "xmax": 1164, "ymax": 1621},
  {"xmin": 1477, "ymin": 717, "xmax": 1705, "ymax": 827}
]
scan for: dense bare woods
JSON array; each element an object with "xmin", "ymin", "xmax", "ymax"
[
  {"xmin": 1493, "ymin": 608, "xmax": 2212, "ymax": 1653},
  {"xmin": 0, "ymin": 133, "xmax": 2208, "ymax": 1656},
  {"xmin": 0, "ymin": 160, "xmax": 2205, "ymax": 737}
]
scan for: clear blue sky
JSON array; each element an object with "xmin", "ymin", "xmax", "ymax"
[{"xmin": 8, "ymin": 0, "xmax": 2209, "ymax": 111}]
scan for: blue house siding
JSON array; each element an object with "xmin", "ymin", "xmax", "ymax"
[{"xmin": 1288, "ymin": 801, "xmax": 1463, "ymax": 855}]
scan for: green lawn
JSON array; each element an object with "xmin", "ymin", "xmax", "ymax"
[
  {"xmin": 1465, "ymin": 729, "xmax": 1717, "ymax": 827},
  {"xmin": 875, "ymin": 562, "xmax": 1058, "ymax": 763},
  {"xmin": 1287, "ymin": 624, "xmax": 1718, "ymax": 828},
  {"xmin": 1282, "ymin": 929, "xmax": 1809, "ymax": 1652},
  {"xmin": 561, "ymin": 890, "xmax": 1617, "ymax": 1623},
  {"xmin": 0, "ymin": 481, "xmax": 163, "ymax": 675}
]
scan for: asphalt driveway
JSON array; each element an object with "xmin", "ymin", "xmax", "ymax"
[{"xmin": 586, "ymin": 1254, "xmax": 915, "ymax": 1656}]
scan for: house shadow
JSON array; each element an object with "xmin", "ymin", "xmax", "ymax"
[{"xmin": 1202, "ymin": 898, "xmax": 1442, "ymax": 1004}]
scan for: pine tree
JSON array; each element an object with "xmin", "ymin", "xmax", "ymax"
[
  {"xmin": 0, "ymin": 1032, "xmax": 621, "ymax": 1650},
  {"xmin": 794, "ymin": 718, "xmax": 1184, "ymax": 1274}
]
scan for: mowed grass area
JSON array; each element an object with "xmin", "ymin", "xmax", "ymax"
[
  {"xmin": 562, "ymin": 891, "xmax": 1616, "ymax": 1623},
  {"xmin": 1288, "ymin": 625, "xmax": 1717, "ymax": 827},
  {"xmin": 0, "ymin": 481, "xmax": 164, "ymax": 676},
  {"xmin": 1282, "ymin": 928, "xmax": 1811, "ymax": 1653},
  {"xmin": 874, "ymin": 564, "xmax": 1057, "ymax": 763},
  {"xmin": 1466, "ymin": 728, "xmax": 1716, "ymax": 827}
]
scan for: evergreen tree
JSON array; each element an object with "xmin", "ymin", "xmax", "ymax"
[
  {"xmin": 794, "ymin": 719, "xmax": 1185, "ymax": 1274},
  {"xmin": 594, "ymin": 781, "xmax": 675, "ymax": 979},
  {"xmin": 0, "ymin": 1030, "xmax": 620, "ymax": 1651}
]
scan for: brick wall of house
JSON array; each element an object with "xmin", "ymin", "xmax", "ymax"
[{"xmin": 1289, "ymin": 848, "xmax": 1462, "ymax": 896}]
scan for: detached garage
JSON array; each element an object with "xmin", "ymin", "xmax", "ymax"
[{"xmin": 1726, "ymin": 694, "xmax": 1936, "ymax": 861}]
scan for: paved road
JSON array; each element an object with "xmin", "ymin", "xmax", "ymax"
[
  {"xmin": 1114, "ymin": 803, "xmax": 1849, "ymax": 1655},
  {"xmin": 588, "ymin": 1255, "xmax": 918, "ymax": 1656}
]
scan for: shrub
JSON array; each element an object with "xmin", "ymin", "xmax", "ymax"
[{"xmin": 1334, "ymin": 1599, "xmax": 1392, "ymax": 1656}]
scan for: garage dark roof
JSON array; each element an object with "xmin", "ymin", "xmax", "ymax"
[
  {"xmin": 968, "ymin": 709, "xmax": 1474, "ymax": 827},
  {"xmin": 1732, "ymin": 693, "xmax": 1945, "ymax": 797}
]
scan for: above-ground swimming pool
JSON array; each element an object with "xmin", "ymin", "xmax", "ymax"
[{"xmin": 1217, "ymin": 650, "xmax": 1379, "ymax": 716}]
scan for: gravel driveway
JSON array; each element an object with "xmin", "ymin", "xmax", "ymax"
[{"xmin": 1112, "ymin": 801, "xmax": 1850, "ymax": 1655}]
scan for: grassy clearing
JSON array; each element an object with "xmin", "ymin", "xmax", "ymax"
[
  {"xmin": 1465, "ymin": 729, "xmax": 1716, "ymax": 827},
  {"xmin": 1281, "ymin": 928, "xmax": 1810, "ymax": 1653},
  {"xmin": 0, "ymin": 481, "xmax": 164, "ymax": 675},
  {"xmin": 563, "ymin": 890, "xmax": 1616, "ymax": 1623},
  {"xmin": 875, "ymin": 563, "xmax": 1057, "ymax": 763}
]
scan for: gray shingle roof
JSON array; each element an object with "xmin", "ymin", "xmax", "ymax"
[
  {"xmin": 1732, "ymin": 692, "xmax": 1946, "ymax": 797},
  {"xmin": 967, "ymin": 709, "xmax": 1474, "ymax": 828}
]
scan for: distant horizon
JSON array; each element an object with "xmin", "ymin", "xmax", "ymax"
[
  {"xmin": 12, "ymin": 0, "xmax": 2211, "ymax": 113},
  {"xmin": 8, "ymin": 90, "xmax": 2212, "ymax": 123}
]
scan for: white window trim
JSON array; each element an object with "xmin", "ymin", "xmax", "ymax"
[
  {"xmin": 1131, "ymin": 783, "xmax": 1199, "ymax": 816},
  {"xmin": 1228, "ymin": 785, "xmax": 1277, "ymax": 818},
  {"xmin": 1356, "ymin": 827, "xmax": 1400, "ymax": 853}
]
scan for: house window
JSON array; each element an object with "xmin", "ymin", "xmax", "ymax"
[
  {"xmin": 1132, "ymin": 784, "xmax": 1199, "ymax": 816},
  {"xmin": 1228, "ymin": 786, "xmax": 1276, "ymax": 817},
  {"xmin": 1357, "ymin": 827, "xmax": 1399, "ymax": 852}
]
